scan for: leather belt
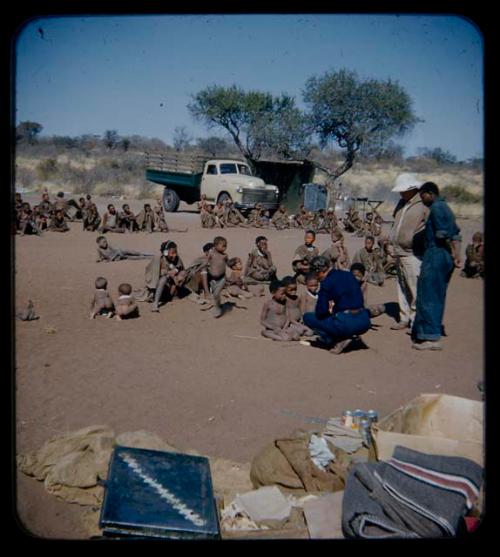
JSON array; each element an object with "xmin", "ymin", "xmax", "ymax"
[{"xmin": 343, "ymin": 308, "xmax": 364, "ymax": 315}]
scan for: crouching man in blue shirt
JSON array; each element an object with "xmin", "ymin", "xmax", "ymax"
[{"xmin": 303, "ymin": 255, "xmax": 371, "ymax": 354}]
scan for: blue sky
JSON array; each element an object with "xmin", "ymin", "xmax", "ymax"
[{"xmin": 14, "ymin": 14, "xmax": 483, "ymax": 160}]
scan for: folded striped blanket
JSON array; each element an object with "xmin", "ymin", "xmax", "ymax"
[{"xmin": 342, "ymin": 446, "xmax": 482, "ymax": 538}]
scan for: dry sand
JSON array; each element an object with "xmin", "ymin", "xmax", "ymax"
[{"xmin": 14, "ymin": 196, "xmax": 484, "ymax": 539}]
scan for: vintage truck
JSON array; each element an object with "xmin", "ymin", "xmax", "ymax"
[{"xmin": 144, "ymin": 153, "xmax": 280, "ymax": 212}]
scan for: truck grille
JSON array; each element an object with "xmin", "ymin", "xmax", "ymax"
[{"xmin": 241, "ymin": 189, "xmax": 277, "ymax": 204}]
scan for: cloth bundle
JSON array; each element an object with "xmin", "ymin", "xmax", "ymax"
[{"xmin": 342, "ymin": 445, "xmax": 482, "ymax": 538}]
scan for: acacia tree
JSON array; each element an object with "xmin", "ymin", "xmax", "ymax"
[
  {"xmin": 103, "ymin": 129, "xmax": 119, "ymax": 150},
  {"xmin": 188, "ymin": 85, "xmax": 311, "ymax": 161},
  {"xmin": 16, "ymin": 121, "xmax": 43, "ymax": 144},
  {"xmin": 173, "ymin": 126, "xmax": 193, "ymax": 151},
  {"xmin": 303, "ymin": 69, "xmax": 420, "ymax": 181}
]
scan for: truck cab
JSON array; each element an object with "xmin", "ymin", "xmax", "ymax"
[{"xmin": 202, "ymin": 159, "xmax": 279, "ymax": 211}]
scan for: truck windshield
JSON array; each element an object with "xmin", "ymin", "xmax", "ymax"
[
  {"xmin": 220, "ymin": 163, "xmax": 238, "ymax": 174},
  {"xmin": 237, "ymin": 164, "xmax": 252, "ymax": 176}
]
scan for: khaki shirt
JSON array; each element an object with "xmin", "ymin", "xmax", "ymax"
[{"xmin": 389, "ymin": 194, "xmax": 429, "ymax": 256}]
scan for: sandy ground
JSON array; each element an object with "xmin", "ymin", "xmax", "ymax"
[{"xmin": 13, "ymin": 195, "xmax": 484, "ymax": 539}]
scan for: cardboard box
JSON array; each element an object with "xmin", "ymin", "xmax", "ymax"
[{"xmin": 373, "ymin": 394, "xmax": 484, "ymax": 466}]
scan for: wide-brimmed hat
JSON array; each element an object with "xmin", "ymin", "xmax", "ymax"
[{"xmin": 392, "ymin": 173, "xmax": 423, "ymax": 192}]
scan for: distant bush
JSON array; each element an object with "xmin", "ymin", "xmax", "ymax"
[
  {"xmin": 15, "ymin": 166, "xmax": 36, "ymax": 190},
  {"xmin": 442, "ymin": 185, "xmax": 482, "ymax": 204},
  {"xmin": 36, "ymin": 158, "xmax": 59, "ymax": 180}
]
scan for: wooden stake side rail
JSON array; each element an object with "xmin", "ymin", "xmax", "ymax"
[{"xmin": 144, "ymin": 153, "xmax": 207, "ymax": 174}]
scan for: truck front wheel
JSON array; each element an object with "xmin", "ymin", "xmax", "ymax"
[
  {"xmin": 163, "ymin": 188, "xmax": 180, "ymax": 212},
  {"xmin": 217, "ymin": 192, "xmax": 232, "ymax": 205}
]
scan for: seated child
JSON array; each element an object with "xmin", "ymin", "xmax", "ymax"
[
  {"xmin": 270, "ymin": 205, "xmax": 289, "ymax": 230},
  {"xmin": 282, "ymin": 275, "xmax": 314, "ymax": 337},
  {"xmin": 352, "ymin": 235, "xmax": 385, "ymax": 286},
  {"xmin": 225, "ymin": 257, "xmax": 253, "ymax": 299},
  {"xmin": 299, "ymin": 272, "xmax": 319, "ymax": 316},
  {"xmin": 83, "ymin": 202, "xmax": 101, "ymax": 231},
  {"xmin": 292, "ymin": 229, "xmax": 320, "ymax": 284},
  {"xmin": 461, "ymin": 232, "xmax": 484, "ymax": 278},
  {"xmin": 115, "ymin": 283, "xmax": 139, "ymax": 320},
  {"xmin": 49, "ymin": 209, "xmax": 70, "ymax": 232},
  {"xmin": 260, "ymin": 279, "xmax": 302, "ymax": 342},
  {"xmin": 18, "ymin": 206, "xmax": 41, "ymax": 235},
  {"xmin": 119, "ymin": 204, "xmax": 139, "ymax": 232},
  {"xmin": 183, "ymin": 242, "xmax": 214, "ymax": 302},
  {"xmin": 350, "ymin": 263, "xmax": 386, "ymax": 318},
  {"xmin": 202, "ymin": 236, "xmax": 228, "ymax": 318},
  {"xmin": 201, "ymin": 203, "xmax": 217, "ymax": 229},
  {"xmin": 151, "ymin": 241, "xmax": 187, "ymax": 311},
  {"xmin": 90, "ymin": 276, "xmax": 115, "ymax": 318},
  {"xmin": 136, "ymin": 203, "xmax": 155, "ymax": 233}
]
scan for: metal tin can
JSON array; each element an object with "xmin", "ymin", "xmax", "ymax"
[
  {"xmin": 342, "ymin": 410, "xmax": 354, "ymax": 428},
  {"xmin": 352, "ymin": 409, "xmax": 365, "ymax": 430},
  {"xmin": 366, "ymin": 410, "xmax": 378, "ymax": 424}
]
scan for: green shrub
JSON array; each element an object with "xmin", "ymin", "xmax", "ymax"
[
  {"xmin": 442, "ymin": 185, "xmax": 482, "ymax": 204},
  {"xmin": 36, "ymin": 158, "xmax": 59, "ymax": 180}
]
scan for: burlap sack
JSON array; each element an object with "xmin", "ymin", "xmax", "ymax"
[{"xmin": 250, "ymin": 431, "xmax": 346, "ymax": 493}]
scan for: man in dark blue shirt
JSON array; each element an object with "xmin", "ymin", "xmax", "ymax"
[
  {"xmin": 411, "ymin": 182, "xmax": 462, "ymax": 351},
  {"xmin": 303, "ymin": 256, "xmax": 371, "ymax": 354}
]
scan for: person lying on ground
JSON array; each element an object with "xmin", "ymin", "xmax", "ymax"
[{"xmin": 95, "ymin": 235, "xmax": 154, "ymax": 262}]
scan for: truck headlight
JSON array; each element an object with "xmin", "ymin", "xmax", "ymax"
[{"xmin": 236, "ymin": 186, "xmax": 244, "ymax": 193}]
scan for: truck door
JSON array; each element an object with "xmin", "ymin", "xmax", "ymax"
[{"xmin": 202, "ymin": 163, "xmax": 219, "ymax": 202}]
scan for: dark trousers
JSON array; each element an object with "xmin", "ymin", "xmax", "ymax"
[
  {"xmin": 303, "ymin": 309, "xmax": 371, "ymax": 345},
  {"xmin": 412, "ymin": 247, "xmax": 454, "ymax": 341}
]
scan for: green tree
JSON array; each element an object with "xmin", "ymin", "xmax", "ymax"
[
  {"xmin": 188, "ymin": 85, "xmax": 311, "ymax": 161},
  {"xmin": 16, "ymin": 121, "xmax": 43, "ymax": 144},
  {"xmin": 196, "ymin": 136, "xmax": 233, "ymax": 157},
  {"xmin": 417, "ymin": 147, "xmax": 457, "ymax": 165},
  {"xmin": 303, "ymin": 69, "xmax": 420, "ymax": 181},
  {"xmin": 103, "ymin": 129, "xmax": 119, "ymax": 150}
]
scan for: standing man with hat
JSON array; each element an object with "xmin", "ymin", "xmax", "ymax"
[{"xmin": 389, "ymin": 173, "xmax": 429, "ymax": 331}]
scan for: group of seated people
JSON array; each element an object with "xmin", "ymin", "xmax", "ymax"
[
  {"xmin": 13, "ymin": 190, "xmax": 185, "ymax": 235},
  {"xmin": 14, "ymin": 190, "xmax": 78, "ymax": 234},
  {"xmin": 198, "ymin": 196, "xmax": 341, "ymax": 234},
  {"xmin": 343, "ymin": 207, "xmax": 384, "ymax": 238}
]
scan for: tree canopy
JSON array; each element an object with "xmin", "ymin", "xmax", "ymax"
[
  {"xmin": 16, "ymin": 121, "xmax": 43, "ymax": 144},
  {"xmin": 188, "ymin": 85, "xmax": 311, "ymax": 161},
  {"xmin": 303, "ymin": 69, "xmax": 420, "ymax": 180}
]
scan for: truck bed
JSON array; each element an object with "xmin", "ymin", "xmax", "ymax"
[{"xmin": 145, "ymin": 168, "xmax": 202, "ymax": 205}]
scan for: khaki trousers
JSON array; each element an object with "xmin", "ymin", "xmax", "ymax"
[{"xmin": 395, "ymin": 254, "xmax": 422, "ymax": 325}]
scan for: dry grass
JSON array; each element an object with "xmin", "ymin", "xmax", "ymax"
[{"xmin": 15, "ymin": 152, "xmax": 483, "ymax": 219}]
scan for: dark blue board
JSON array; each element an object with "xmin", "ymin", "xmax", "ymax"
[
  {"xmin": 99, "ymin": 446, "xmax": 220, "ymax": 539},
  {"xmin": 303, "ymin": 183, "xmax": 328, "ymax": 212}
]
